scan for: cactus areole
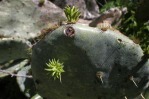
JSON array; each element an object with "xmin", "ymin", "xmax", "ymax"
[{"xmin": 31, "ymin": 24, "xmax": 149, "ymax": 99}]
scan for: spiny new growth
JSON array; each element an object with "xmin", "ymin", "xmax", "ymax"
[
  {"xmin": 45, "ymin": 59, "xmax": 65, "ymax": 82},
  {"xmin": 64, "ymin": 5, "xmax": 81, "ymax": 24}
]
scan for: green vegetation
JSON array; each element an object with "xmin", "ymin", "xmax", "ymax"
[
  {"xmin": 99, "ymin": 0, "xmax": 149, "ymax": 54},
  {"xmin": 119, "ymin": 10, "xmax": 149, "ymax": 54},
  {"xmin": 64, "ymin": 5, "xmax": 81, "ymax": 23},
  {"xmin": 45, "ymin": 59, "xmax": 65, "ymax": 82},
  {"xmin": 99, "ymin": 0, "xmax": 139, "ymax": 13}
]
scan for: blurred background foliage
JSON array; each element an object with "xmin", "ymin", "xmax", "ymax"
[{"xmin": 98, "ymin": 0, "xmax": 149, "ymax": 54}]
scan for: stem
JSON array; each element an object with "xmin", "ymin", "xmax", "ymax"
[
  {"xmin": 95, "ymin": 0, "xmax": 104, "ymax": 7},
  {"xmin": 104, "ymin": 0, "xmax": 107, "ymax": 3},
  {"xmin": 0, "ymin": 69, "xmax": 33, "ymax": 78}
]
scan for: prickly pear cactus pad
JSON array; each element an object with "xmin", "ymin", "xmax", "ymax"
[
  {"xmin": 17, "ymin": 65, "xmax": 36, "ymax": 98},
  {"xmin": 0, "ymin": 38, "xmax": 31, "ymax": 63},
  {"xmin": 0, "ymin": 0, "xmax": 65, "ymax": 39},
  {"xmin": 31, "ymin": 24, "xmax": 149, "ymax": 99}
]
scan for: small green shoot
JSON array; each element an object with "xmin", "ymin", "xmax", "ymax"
[
  {"xmin": 64, "ymin": 5, "xmax": 81, "ymax": 24},
  {"xmin": 45, "ymin": 59, "xmax": 65, "ymax": 82}
]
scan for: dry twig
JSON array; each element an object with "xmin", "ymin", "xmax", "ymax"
[{"xmin": 0, "ymin": 69, "xmax": 33, "ymax": 78}]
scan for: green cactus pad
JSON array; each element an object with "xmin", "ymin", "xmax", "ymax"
[
  {"xmin": 0, "ymin": 0, "xmax": 65, "ymax": 39},
  {"xmin": 0, "ymin": 38, "xmax": 31, "ymax": 63},
  {"xmin": 31, "ymin": 24, "xmax": 149, "ymax": 99}
]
